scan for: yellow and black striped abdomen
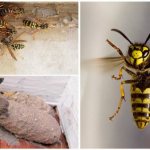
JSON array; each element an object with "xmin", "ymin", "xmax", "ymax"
[
  {"xmin": 131, "ymin": 86, "xmax": 150, "ymax": 129},
  {"xmin": 23, "ymin": 19, "xmax": 39, "ymax": 29},
  {"xmin": 11, "ymin": 44, "xmax": 25, "ymax": 50}
]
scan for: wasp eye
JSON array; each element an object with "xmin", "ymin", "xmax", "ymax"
[
  {"xmin": 128, "ymin": 48, "xmax": 133, "ymax": 56},
  {"xmin": 143, "ymin": 50, "xmax": 149, "ymax": 57}
]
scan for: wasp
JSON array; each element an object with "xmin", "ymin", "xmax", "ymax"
[
  {"xmin": 0, "ymin": 3, "xmax": 24, "ymax": 18},
  {"xmin": 0, "ymin": 18, "xmax": 17, "ymax": 35},
  {"xmin": 11, "ymin": 43, "xmax": 25, "ymax": 50},
  {"xmin": 20, "ymin": 19, "xmax": 48, "ymax": 39},
  {"xmin": 1, "ymin": 34, "xmax": 26, "ymax": 60},
  {"xmin": 105, "ymin": 29, "xmax": 150, "ymax": 129},
  {"xmin": 23, "ymin": 19, "xmax": 48, "ymax": 29}
]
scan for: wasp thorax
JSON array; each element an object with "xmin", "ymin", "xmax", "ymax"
[{"xmin": 128, "ymin": 44, "xmax": 150, "ymax": 66}]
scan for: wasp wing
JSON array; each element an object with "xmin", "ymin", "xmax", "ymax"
[
  {"xmin": 82, "ymin": 57, "xmax": 124, "ymax": 73},
  {"xmin": 7, "ymin": 46, "xmax": 17, "ymax": 61},
  {"xmin": 13, "ymin": 40, "xmax": 26, "ymax": 43}
]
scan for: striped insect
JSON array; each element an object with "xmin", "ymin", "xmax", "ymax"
[
  {"xmin": 0, "ymin": 18, "xmax": 17, "ymax": 36},
  {"xmin": 106, "ymin": 29, "xmax": 150, "ymax": 129},
  {"xmin": 23, "ymin": 19, "xmax": 48, "ymax": 29},
  {"xmin": 11, "ymin": 43, "xmax": 25, "ymax": 50},
  {"xmin": 0, "ymin": 4, "xmax": 24, "ymax": 17},
  {"xmin": 1, "ymin": 34, "xmax": 26, "ymax": 60}
]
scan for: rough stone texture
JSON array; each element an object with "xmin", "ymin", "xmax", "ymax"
[
  {"xmin": 0, "ymin": 96, "xmax": 9, "ymax": 118},
  {"xmin": 3, "ymin": 91, "xmax": 55, "ymax": 116},
  {"xmin": 0, "ymin": 96, "xmax": 61, "ymax": 144}
]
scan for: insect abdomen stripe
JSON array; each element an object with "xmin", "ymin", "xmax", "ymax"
[
  {"xmin": 23, "ymin": 19, "xmax": 38, "ymax": 28},
  {"xmin": 133, "ymin": 112, "xmax": 149, "ymax": 118},
  {"xmin": 131, "ymin": 93, "xmax": 150, "ymax": 99},
  {"xmin": 132, "ymin": 103, "xmax": 150, "ymax": 109}
]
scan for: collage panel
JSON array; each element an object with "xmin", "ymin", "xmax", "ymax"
[
  {"xmin": 0, "ymin": 1, "xmax": 79, "ymax": 149},
  {"xmin": 0, "ymin": 2, "xmax": 78, "ymax": 75},
  {"xmin": 0, "ymin": 76, "xmax": 79, "ymax": 148},
  {"xmin": 81, "ymin": 2, "xmax": 150, "ymax": 148}
]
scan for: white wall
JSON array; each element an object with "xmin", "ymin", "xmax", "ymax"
[
  {"xmin": 0, "ymin": 76, "xmax": 70, "ymax": 105},
  {"xmin": 57, "ymin": 76, "xmax": 79, "ymax": 148}
]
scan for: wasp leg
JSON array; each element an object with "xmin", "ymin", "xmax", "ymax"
[
  {"xmin": 17, "ymin": 29, "xmax": 39, "ymax": 40},
  {"xmin": 109, "ymin": 79, "xmax": 137, "ymax": 121},
  {"xmin": 106, "ymin": 39, "xmax": 126, "ymax": 60},
  {"xmin": 30, "ymin": 30, "xmax": 39, "ymax": 40},
  {"xmin": 112, "ymin": 66, "xmax": 136, "ymax": 80},
  {"xmin": 21, "ymin": 30, "xmax": 39, "ymax": 40},
  {"xmin": 0, "ymin": 44, "xmax": 4, "ymax": 56},
  {"xmin": 14, "ymin": 31, "xmax": 26, "ymax": 40}
]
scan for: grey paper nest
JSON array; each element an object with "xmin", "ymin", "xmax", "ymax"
[{"xmin": 0, "ymin": 92, "xmax": 61, "ymax": 144}]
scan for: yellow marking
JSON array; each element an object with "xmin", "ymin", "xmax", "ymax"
[
  {"xmin": 129, "ymin": 57, "xmax": 134, "ymax": 65},
  {"xmin": 143, "ymin": 88, "xmax": 150, "ymax": 94},
  {"xmin": 136, "ymin": 58, "xmax": 143, "ymax": 65},
  {"xmin": 120, "ymin": 83, "xmax": 124, "ymax": 97},
  {"xmin": 132, "ymin": 108, "xmax": 150, "ymax": 113},
  {"xmin": 131, "ymin": 87, "xmax": 150, "ymax": 94},
  {"xmin": 135, "ymin": 118, "xmax": 150, "ymax": 121},
  {"xmin": 143, "ymin": 98, "xmax": 150, "ymax": 103},
  {"xmin": 132, "ymin": 50, "xmax": 142, "ymax": 58},
  {"xmin": 143, "ymin": 108, "xmax": 149, "ymax": 113},
  {"xmin": 131, "ymin": 98, "xmax": 142, "ymax": 103},
  {"xmin": 136, "ymin": 121, "xmax": 146, "ymax": 129},
  {"xmin": 143, "ymin": 46, "xmax": 148, "ymax": 51},
  {"xmin": 135, "ymin": 107, "xmax": 142, "ymax": 112},
  {"xmin": 130, "ymin": 87, "xmax": 142, "ymax": 94},
  {"xmin": 134, "ymin": 117, "xmax": 149, "ymax": 129}
]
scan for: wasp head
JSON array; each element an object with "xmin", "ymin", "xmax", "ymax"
[
  {"xmin": 1, "ymin": 36, "xmax": 13, "ymax": 45},
  {"xmin": 111, "ymin": 29, "xmax": 150, "ymax": 69},
  {"xmin": 40, "ymin": 23, "xmax": 48, "ymax": 29},
  {"xmin": 128, "ymin": 44, "xmax": 150, "ymax": 66},
  {"xmin": 12, "ymin": 7, "xmax": 24, "ymax": 14},
  {"xmin": 7, "ymin": 27, "xmax": 17, "ymax": 35}
]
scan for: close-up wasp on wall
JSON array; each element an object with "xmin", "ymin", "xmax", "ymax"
[{"xmin": 107, "ymin": 29, "xmax": 150, "ymax": 129}]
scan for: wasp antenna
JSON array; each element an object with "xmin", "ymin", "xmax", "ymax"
[
  {"xmin": 143, "ymin": 33, "xmax": 150, "ymax": 45},
  {"xmin": 111, "ymin": 29, "xmax": 133, "ymax": 45}
]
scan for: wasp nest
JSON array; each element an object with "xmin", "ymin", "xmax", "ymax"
[{"xmin": 0, "ymin": 94, "xmax": 61, "ymax": 144}]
